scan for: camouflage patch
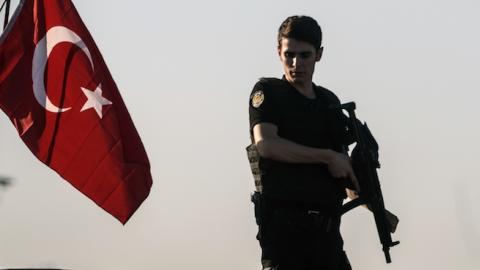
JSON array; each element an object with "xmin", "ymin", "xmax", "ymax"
[{"xmin": 246, "ymin": 143, "xmax": 263, "ymax": 193}]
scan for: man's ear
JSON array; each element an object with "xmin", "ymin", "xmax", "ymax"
[{"xmin": 316, "ymin": 47, "xmax": 324, "ymax": 61}]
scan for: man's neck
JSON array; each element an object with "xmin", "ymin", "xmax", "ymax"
[{"xmin": 289, "ymin": 80, "xmax": 315, "ymax": 99}]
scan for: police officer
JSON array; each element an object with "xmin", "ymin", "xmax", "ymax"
[{"xmin": 248, "ymin": 15, "xmax": 357, "ymax": 270}]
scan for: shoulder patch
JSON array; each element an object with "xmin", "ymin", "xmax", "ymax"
[{"xmin": 251, "ymin": 90, "xmax": 265, "ymax": 108}]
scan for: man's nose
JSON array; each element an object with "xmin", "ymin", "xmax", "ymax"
[{"xmin": 292, "ymin": 56, "xmax": 298, "ymax": 67}]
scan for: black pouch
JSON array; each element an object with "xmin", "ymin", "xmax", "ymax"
[
  {"xmin": 251, "ymin": 191, "xmax": 263, "ymax": 227},
  {"xmin": 341, "ymin": 251, "xmax": 352, "ymax": 270},
  {"xmin": 251, "ymin": 192, "xmax": 273, "ymax": 246}
]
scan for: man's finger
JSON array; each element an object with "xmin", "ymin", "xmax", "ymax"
[{"xmin": 349, "ymin": 171, "xmax": 361, "ymax": 191}]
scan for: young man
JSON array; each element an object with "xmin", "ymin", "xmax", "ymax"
[{"xmin": 248, "ymin": 15, "xmax": 356, "ymax": 270}]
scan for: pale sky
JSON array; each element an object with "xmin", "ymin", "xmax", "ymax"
[{"xmin": 0, "ymin": 0, "xmax": 479, "ymax": 269}]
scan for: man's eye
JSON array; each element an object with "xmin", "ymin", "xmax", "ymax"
[
  {"xmin": 300, "ymin": 52, "xmax": 312, "ymax": 59},
  {"xmin": 285, "ymin": 52, "xmax": 295, "ymax": 58}
]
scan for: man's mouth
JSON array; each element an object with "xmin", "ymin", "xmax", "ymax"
[{"xmin": 291, "ymin": 71, "xmax": 304, "ymax": 76}]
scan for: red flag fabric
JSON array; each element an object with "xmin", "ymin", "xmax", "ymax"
[{"xmin": 0, "ymin": 0, "xmax": 152, "ymax": 224}]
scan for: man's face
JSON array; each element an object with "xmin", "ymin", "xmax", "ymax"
[{"xmin": 278, "ymin": 38, "xmax": 323, "ymax": 85}]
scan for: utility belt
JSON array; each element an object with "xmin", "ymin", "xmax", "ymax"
[{"xmin": 252, "ymin": 192, "xmax": 341, "ymax": 233}]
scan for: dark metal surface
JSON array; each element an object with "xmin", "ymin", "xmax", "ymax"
[{"xmin": 2, "ymin": 0, "xmax": 10, "ymax": 30}]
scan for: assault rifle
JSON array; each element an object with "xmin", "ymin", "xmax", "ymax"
[{"xmin": 334, "ymin": 102, "xmax": 400, "ymax": 263}]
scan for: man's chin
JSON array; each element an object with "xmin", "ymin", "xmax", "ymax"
[{"xmin": 290, "ymin": 76, "xmax": 306, "ymax": 84}]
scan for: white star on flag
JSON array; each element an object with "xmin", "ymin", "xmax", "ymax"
[{"xmin": 80, "ymin": 84, "xmax": 112, "ymax": 118}]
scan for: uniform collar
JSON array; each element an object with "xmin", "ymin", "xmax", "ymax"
[{"xmin": 281, "ymin": 75, "xmax": 318, "ymax": 100}]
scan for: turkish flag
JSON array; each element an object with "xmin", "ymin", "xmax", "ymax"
[{"xmin": 0, "ymin": 0, "xmax": 152, "ymax": 224}]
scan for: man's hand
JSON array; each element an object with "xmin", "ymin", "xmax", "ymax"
[{"xmin": 327, "ymin": 151, "xmax": 360, "ymax": 190}]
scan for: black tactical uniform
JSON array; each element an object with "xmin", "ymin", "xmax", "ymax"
[{"xmin": 248, "ymin": 77, "xmax": 353, "ymax": 270}]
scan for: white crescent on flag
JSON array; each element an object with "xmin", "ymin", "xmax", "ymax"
[{"xmin": 32, "ymin": 26, "xmax": 94, "ymax": 113}]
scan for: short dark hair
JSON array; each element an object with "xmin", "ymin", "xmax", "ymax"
[{"xmin": 277, "ymin": 15, "xmax": 322, "ymax": 51}]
